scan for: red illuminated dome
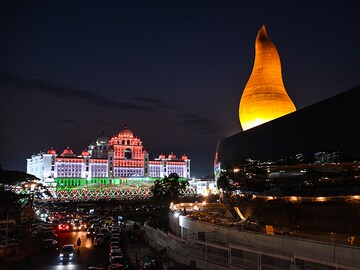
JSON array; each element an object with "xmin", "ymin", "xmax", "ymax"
[
  {"xmin": 159, "ymin": 153, "xmax": 166, "ymax": 159},
  {"xmin": 61, "ymin": 146, "xmax": 74, "ymax": 156},
  {"xmin": 168, "ymin": 152, "xmax": 176, "ymax": 159},
  {"xmin": 82, "ymin": 150, "xmax": 90, "ymax": 156},
  {"xmin": 118, "ymin": 124, "xmax": 134, "ymax": 138},
  {"xmin": 181, "ymin": 154, "xmax": 188, "ymax": 160},
  {"xmin": 47, "ymin": 148, "xmax": 56, "ymax": 155}
]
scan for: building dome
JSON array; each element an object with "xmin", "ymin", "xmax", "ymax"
[
  {"xmin": 118, "ymin": 124, "xmax": 134, "ymax": 138},
  {"xmin": 159, "ymin": 153, "xmax": 166, "ymax": 159},
  {"xmin": 239, "ymin": 25, "xmax": 296, "ymax": 131},
  {"xmin": 61, "ymin": 146, "xmax": 74, "ymax": 156},
  {"xmin": 168, "ymin": 152, "xmax": 177, "ymax": 159},
  {"xmin": 47, "ymin": 148, "xmax": 56, "ymax": 155},
  {"xmin": 82, "ymin": 150, "xmax": 90, "ymax": 156},
  {"xmin": 96, "ymin": 132, "xmax": 109, "ymax": 145},
  {"xmin": 181, "ymin": 154, "xmax": 188, "ymax": 160}
]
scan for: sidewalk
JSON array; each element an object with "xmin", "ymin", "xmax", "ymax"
[
  {"xmin": 124, "ymin": 223, "xmax": 188, "ymax": 270},
  {"xmin": 0, "ymin": 240, "xmax": 41, "ymax": 270}
]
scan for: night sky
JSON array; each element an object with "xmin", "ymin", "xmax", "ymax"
[{"xmin": 1, "ymin": 1, "xmax": 359, "ymax": 177}]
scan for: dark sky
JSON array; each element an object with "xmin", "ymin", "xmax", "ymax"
[{"xmin": 1, "ymin": 0, "xmax": 359, "ymax": 177}]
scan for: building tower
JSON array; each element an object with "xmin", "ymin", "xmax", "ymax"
[
  {"xmin": 108, "ymin": 124, "xmax": 145, "ymax": 177},
  {"xmin": 239, "ymin": 25, "xmax": 296, "ymax": 131}
]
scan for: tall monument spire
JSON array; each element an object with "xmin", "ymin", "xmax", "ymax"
[{"xmin": 239, "ymin": 25, "xmax": 296, "ymax": 131}]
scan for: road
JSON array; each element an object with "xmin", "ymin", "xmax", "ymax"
[{"xmin": 12, "ymin": 231, "xmax": 109, "ymax": 269}]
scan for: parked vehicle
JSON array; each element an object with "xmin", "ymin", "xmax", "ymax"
[
  {"xmin": 41, "ymin": 238, "xmax": 59, "ymax": 251},
  {"xmin": 87, "ymin": 227, "xmax": 96, "ymax": 238},
  {"xmin": 94, "ymin": 233, "xmax": 105, "ymax": 246},
  {"xmin": 100, "ymin": 228, "xmax": 110, "ymax": 237},
  {"xmin": 109, "ymin": 248, "xmax": 123, "ymax": 260},
  {"xmin": 109, "ymin": 255, "xmax": 126, "ymax": 267}
]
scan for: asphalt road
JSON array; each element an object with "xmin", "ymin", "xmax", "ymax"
[{"xmin": 12, "ymin": 231, "xmax": 109, "ymax": 270}]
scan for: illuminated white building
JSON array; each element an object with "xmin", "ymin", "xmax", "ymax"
[{"xmin": 26, "ymin": 125, "xmax": 190, "ymax": 186}]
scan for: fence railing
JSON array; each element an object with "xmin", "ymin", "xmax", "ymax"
[
  {"xmin": 145, "ymin": 224, "xmax": 360, "ymax": 270},
  {"xmin": 44, "ymin": 186, "xmax": 196, "ymax": 201}
]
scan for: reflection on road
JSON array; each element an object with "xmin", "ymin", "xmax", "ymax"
[{"xmin": 12, "ymin": 230, "xmax": 109, "ymax": 270}]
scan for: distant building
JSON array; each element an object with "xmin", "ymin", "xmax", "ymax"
[{"xmin": 27, "ymin": 125, "xmax": 190, "ymax": 186}]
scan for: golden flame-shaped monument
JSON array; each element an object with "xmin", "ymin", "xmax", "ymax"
[{"xmin": 239, "ymin": 25, "xmax": 296, "ymax": 131}]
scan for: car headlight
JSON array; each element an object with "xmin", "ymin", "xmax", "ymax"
[
  {"xmin": 69, "ymin": 253, "xmax": 73, "ymax": 257},
  {"xmin": 60, "ymin": 254, "xmax": 63, "ymax": 257}
]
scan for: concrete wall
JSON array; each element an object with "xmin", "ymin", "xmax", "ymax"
[
  {"xmin": 177, "ymin": 216, "xmax": 360, "ymax": 268},
  {"xmin": 144, "ymin": 216, "xmax": 360, "ymax": 269}
]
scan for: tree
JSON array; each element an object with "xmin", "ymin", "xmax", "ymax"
[
  {"xmin": 149, "ymin": 173, "xmax": 188, "ymax": 230},
  {"xmin": 0, "ymin": 167, "xmax": 39, "ymax": 185},
  {"xmin": 150, "ymin": 173, "xmax": 189, "ymax": 210},
  {"xmin": 216, "ymin": 171, "xmax": 231, "ymax": 191}
]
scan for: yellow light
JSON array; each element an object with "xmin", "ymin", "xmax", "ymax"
[
  {"xmin": 202, "ymin": 191, "xmax": 208, "ymax": 197},
  {"xmin": 233, "ymin": 168, "xmax": 240, "ymax": 173},
  {"xmin": 239, "ymin": 25, "xmax": 296, "ymax": 131},
  {"xmin": 315, "ymin": 197, "xmax": 327, "ymax": 202},
  {"xmin": 289, "ymin": 196, "xmax": 299, "ymax": 202}
]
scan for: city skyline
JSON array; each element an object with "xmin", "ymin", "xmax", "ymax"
[{"xmin": 1, "ymin": 1, "xmax": 360, "ymax": 177}]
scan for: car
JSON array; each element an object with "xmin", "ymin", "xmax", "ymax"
[
  {"xmin": 109, "ymin": 248, "xmax": 123, "ymax": 259},
  {"xmin": 100, "ymin": 228, "xmax": 110, "ymax": 237},
  {"xmin": 87, "ymin": 228, "xmax": 96, "ymax": 238},
  {"xmin": 91, "ymin": 223, "xmax": 101, "ymax": 232},
  {"xmin": 59, "ymin": 244, "xmax": 75, "ymax": 261},
  {"xmin": 110, "ymin": 241, "xmax": 120, "ymax": 249},
  {"xmin": 42, "ymin": 238, "xmax": 59, "ymax": 251},
  {"xmin": 72, "ymin": 221, "xmax": 84, "ymax": 231},
  {"xmin": 111, "ymin": 233, "xmax": 121, "ymax": 239},
  {"xmin": 57, "ymin": 223, "xmax": 70, "ymax": 232},
  {"xmin": 110, "ymin": 246, "xmax": 121, "ymax": 254},
  {"xmin": 37, "ymin": 229, "xmax": 58, "ymax": 240},
  {"xmin": 111, "ymin": 228, "xmax": 120, "ymax": 234},
  {"xmin": 94, "ymin": 233, "xmax": 106, "ymax": 246},
  {"xmin": 99, "ymin": 220, "xmax": 106, "ymax": 227},
  {"xmin": 110, "ymin": 255, "xmax": 126, "ymax": 266},
  {"xmin": 110, "ymin": 236, "xmax": 120, "ymax": 243},
  {"xmin": 108, "ymin": 263, "xmax": 125, "ymax": 270}
]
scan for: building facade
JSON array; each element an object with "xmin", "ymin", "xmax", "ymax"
[{"xmin": 27, "ymin": 125, "xmax": 190, "ymax": 186}]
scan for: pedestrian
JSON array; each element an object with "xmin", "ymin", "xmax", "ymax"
[{"xmin": 77, "ymin": 237, "xmax": 81, "ymax": 253}]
